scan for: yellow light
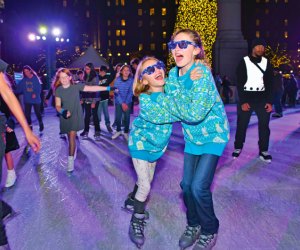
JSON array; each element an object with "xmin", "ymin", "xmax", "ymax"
[{"xmin": 39, "ymin": 26, "xmax": 48, "ymax": 35}]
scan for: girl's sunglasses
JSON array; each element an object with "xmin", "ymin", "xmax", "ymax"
[
  {"xmin": 167, "ymin": 40, "xmax": 199, "ymax": 50},
  {"xmin": 139, "ymin": 61, "xmax": 165, "ymax": 80}
]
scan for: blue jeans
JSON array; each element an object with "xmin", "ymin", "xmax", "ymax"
[
  {"xmin": 181, "ymin": 153, "xmax": 219, "ymax": 234},
  {"xmin": 98, "ymin": 99, "xmax": 110, "ymax": 126},
  {"xmin": 115, "ymin": 103, "xmax": 131, "ymax": 133}
]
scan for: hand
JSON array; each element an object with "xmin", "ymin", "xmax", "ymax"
[
  {"xmin": 61, "ymin": 109, "xmax": 71, "ymax": 119},
  {"xmin": 265, "ymin": 103, "xmax": 272, "ymax": 112},
  {"xmin": 44, "ymin": 99, "xmax": 48, "ymax": 106},
  {"xmin": 241, "ymin": 103, "xmax": 251, "ymax": 111},
  {"xmin": 122, "ymin": 103, "xmax": 128, "ymax": 112},
  {"xmin": 80, "ymin": 100, "xmax": 83, "ymax": 105},
  {"xmin": 91, "ymin": 103, "xmax": 96, "ymax": 109},
  {"xmin": 190, "ymin": 67, "xmax": 203, "ymax": 81},
  {"xmin": 110, "ymin": 86, "xmax": 118, "ymax": 91},
  {"xmin": 6, "ymin": 126, "xmax": 13, "ymax": 133},
  {"xmin": 25, "ymin": 131, "xmax": 41, "ymax": 153}
]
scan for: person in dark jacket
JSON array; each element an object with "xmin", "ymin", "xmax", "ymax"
[
  {"xmin": 272, "ymin": 68, "xmax": 284, "ymax": 117},
  {"xmin": 232, "ymin": 38, "xmax": 273, "ymax": 163},
  {"xmin": 98, "ymin": 65, "xmax": 115, "ymax": 133},
  {"xmin": 15, "ymin": 65, "xmax": 44, "ymax": 132}
]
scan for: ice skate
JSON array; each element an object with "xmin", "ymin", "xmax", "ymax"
[{"xmin": 129, "ymin": 213, "xmax": 146, "ymax": 248}]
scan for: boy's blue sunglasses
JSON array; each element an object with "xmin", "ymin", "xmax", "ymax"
[
  {"xmin": 139, "ymin": 61, "xmax": 165, "ymax": 80},
  {"xmin": 167, "ymin": 40, "xmax": 199, "ymax": 50}
]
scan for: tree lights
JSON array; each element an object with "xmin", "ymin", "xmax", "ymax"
[{"xmin": 168, "ymin": 0, "xmax": 217, "ymax": 68}]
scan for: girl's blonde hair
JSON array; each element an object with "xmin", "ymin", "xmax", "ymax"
[
  {"xmin": 133, "ymin": 57, "xmax": 160, "ymax": 97},
  {"xmin": 171, "ymin": 28, "xmax": 210, "ymax": 66},
  {"xmin": 52, "ymin": 68, "xmax": 74, "ymax": 90}
]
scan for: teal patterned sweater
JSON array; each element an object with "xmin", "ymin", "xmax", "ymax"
[
  {"xmin": 158, "ymin": 63, "xmax": 230, "ymax": 156},
  {"xmin": 128, "ymin": 92, "xmax": 177, "ymax": 162}
]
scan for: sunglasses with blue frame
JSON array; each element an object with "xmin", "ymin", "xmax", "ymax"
[
  {"xmin": 167, "ymin": 40, "xmax": 199, "ymax": 50},
  {"xmin": 139, "ymin": 61, "xmax": 166, "ymax": 80}
]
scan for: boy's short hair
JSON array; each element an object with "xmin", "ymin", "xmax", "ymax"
[{"xmin": 100, "ymin": 65, "xmax": 108, "ymax": 72}]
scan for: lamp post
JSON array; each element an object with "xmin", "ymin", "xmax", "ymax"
[{"xmin": 28, "ymin": 25, "xmax": 70, "ymax": 88}]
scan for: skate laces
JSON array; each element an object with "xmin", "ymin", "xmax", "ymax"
[
  {"xmin": 183, "ymin": 226, "xmax": 199, "ymax": 237},
  {"xmin": 198, "ymin": 234, "xmax": 215, "ymax": 247},
  {"xmin": 261, "ymin": 151, "xmax": 270, "ymax": 157},
  {"xmin": 132, "ymin": 218, "xmax": 146, "ymax": 236}
]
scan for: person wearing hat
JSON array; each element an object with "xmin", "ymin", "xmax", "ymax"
[{"xmin": 232, "ymin": 38, "xmax": 274, "ymax": 163}]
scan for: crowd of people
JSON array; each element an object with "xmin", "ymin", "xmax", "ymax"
[{"xmin": 0, "ymin": 29, "xmax": 299, "ymax": 250}]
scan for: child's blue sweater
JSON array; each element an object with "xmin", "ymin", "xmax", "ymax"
[{"xmin": 159, "ymin": 63, "xmax": 230, "ymax": 156}]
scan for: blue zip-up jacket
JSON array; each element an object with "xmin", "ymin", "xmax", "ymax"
[
  {"xmin": 114, "ymin": 76, "xmax": 133, "ymax": 105},
  {"xmin": 16, "ymin": 75, "xmax": 42, "ymax": 104}
]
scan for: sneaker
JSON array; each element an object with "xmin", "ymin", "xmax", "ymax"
[
  {"xmin": 272, "ymin": 113, "xmax": 283, "ymax": 118},
  {"xmin": 123, "ymin": 133, "xmax": 129, "ymax": 141},
  {"xmin": 67, "ymin": 156, "xmax": 74, "ymax": 172},
  {"xmin": 80, "ymin": 131, "xmax": 88, "ymax": 139},
  {"xmin": 179, "ymin": 225, "xmax": 201, "ymax": 249},
  {"xmin": 5, "ymin": 170, "xmax": 17, "ymax": 188},
  {"xmin": 106, "ymin": 125, "xmax": 113, "ymax": 133},
  {"xmin": 259, "ymin": 151, "xmax": 272, "ymax": 163},
  {"xmin": 94, "ymin": 131, "xmax": 101, "ymax": 141},
  {"xmin": 232, "ymin": 149, "xmax": 242, "ymax": 159},
  {"xmin": 193, "ymin": 234, "xmax": 218, "ymax": 250},
  {"xmin": 39, "ymin": 122, "xmax": 44, "ymax": 132},
  {"xmin": 112, "ymin": 131, "xmax": 121, "ymax": 139}
]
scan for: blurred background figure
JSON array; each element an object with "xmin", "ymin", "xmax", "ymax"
[
  {"xmin": 272, "ymin": 68, "xmax": 284, "ymax": 118},
  {"xmin": 221, "ymin": 75, "xmax": 232, "ymax": 104}
]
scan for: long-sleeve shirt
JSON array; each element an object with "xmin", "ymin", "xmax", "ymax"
[
  {"xmin": 236, "ymin": 55, "xmax": 273, "ymax": 104},
  {"xmin": 114, "ymin": 76, "xmax": 133, "ymax": 105},
  {"xmin": 15, "ymin": 75, "xmax": 42, "ymax": 104},
  {"xmin": 161, "ymin": 63, "xmax": 230, "ymax": 156},
  {"xmin": 128, "ymin": 92, "xmax": 178, "ymax": 162},
  {"xmin": 99, "ymin": 65, "xmax": 116, "ymax": 101},
  {"xmin": 81, "ymin": 75, "xmax": 100, "ymax": 103}
]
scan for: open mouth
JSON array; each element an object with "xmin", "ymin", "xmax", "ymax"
[
  {"xmin": 175, "ymin": 54, "xmax": 184, "ymax": 63},
  {"xmin": 155, "ymin": 73, "xmax": 163, "ymax": 80}
]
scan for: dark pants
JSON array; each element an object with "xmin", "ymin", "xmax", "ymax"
[
  {"xmin": 273, "ymin": 91, "xmax": 283, "ymax": 114},
  {"xmin": 24, "ymin": 103, "xmax": 43, "ymax": 126},
  {"xmin": 234, "ymin": 102, "xmax": 271, "ymax": 152},
  {"xmin": 115, "ymin": 103, "xmax": 131, "ymax": 133},
  {"xmin": 0, "ymin": 132, "xmax": 8, "ymax": 245},
  {"xmin": 83, "ymin": 102, "xmax": 100, "ymax": 132},
  {"xmin": 181, "ymin": 153, "xmax": 220, "ymax": 235}
]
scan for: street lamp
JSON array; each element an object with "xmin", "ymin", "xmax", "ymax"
[{"xmin": 27, "ymin": 25, "xmax": 70, "ymax": 88}]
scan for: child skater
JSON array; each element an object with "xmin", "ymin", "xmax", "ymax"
[
  {"xmin": 53, "ymin": 68, "xmax": 116, "ymax": 173},
  {"xmin": 159, "ymin": 29, "xmax": 230, "ymax": 250},
  {"xmin": 125, "ymin": 56, "xmax": 204, "ymax": 248}
]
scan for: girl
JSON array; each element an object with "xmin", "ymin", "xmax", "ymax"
[
  {"xmin": 80, "ymin": 63, "xmax": 101, "ymax": 140},
  {"xmin": 53, "ymin": 68, "xmax": 115, "ymax": 172},
  {"xmin": 112, "ymin": 65, "xmax": 133, "ymax": 141},
  {"xmin": 160, "ymin": 29, "xmax": 230, "ymax": 250},
  {"xmin": 15, "ymin": 65, "xmax": 44, "ymax": 132},
  {"xmin": 126, "ymin": 57, "xmax": 203, "ymax": 248}
]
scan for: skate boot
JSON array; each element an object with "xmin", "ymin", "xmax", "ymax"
[
  {"xmin": 129, "ymin": 213, "xmax": 146, "ymax": 248},
  {"xmin": 94, "ymin": 131, "xmax": 101, "ymax": 141},
  {"xmin": 193, "ymin": 233, "xmax": 218, "ymax": 250},
  {"xmin": 179, "ymin": 225, "xmax": 201, "ymax": 250},
  {"xmin": 67, "ymin": 156, "xmax": 74, "ymax": 172},
  {"xmin": 80, "ymin": 131, "xmax": 88, "ymax": 139},
  {"xmin": 122, "ymin": 193, "xmax": 149, "ymax": 220}
]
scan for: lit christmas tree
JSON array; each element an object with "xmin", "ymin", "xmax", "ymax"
[{"xmin": 168, "ymin": 0, "xmax": 217, "ymax": 68}]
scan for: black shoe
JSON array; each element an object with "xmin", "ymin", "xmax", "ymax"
[
  {"xmin": 39, "ymin": 122, "xmax": 44, "ymax": 132},
  {"xmin": 106, "ymin": 125, "xmax": 113, "ymax": 133},
  {"xmin": 232, "ymin": 149, "xmax": 242, "ymax": 159},
  {"xmin": 272, "ymin": 113, "xmax": 283, "ymax": 118},
  {"xmin": 259, "ymin": 151, "xmax": 272, "ymax": 163}
]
